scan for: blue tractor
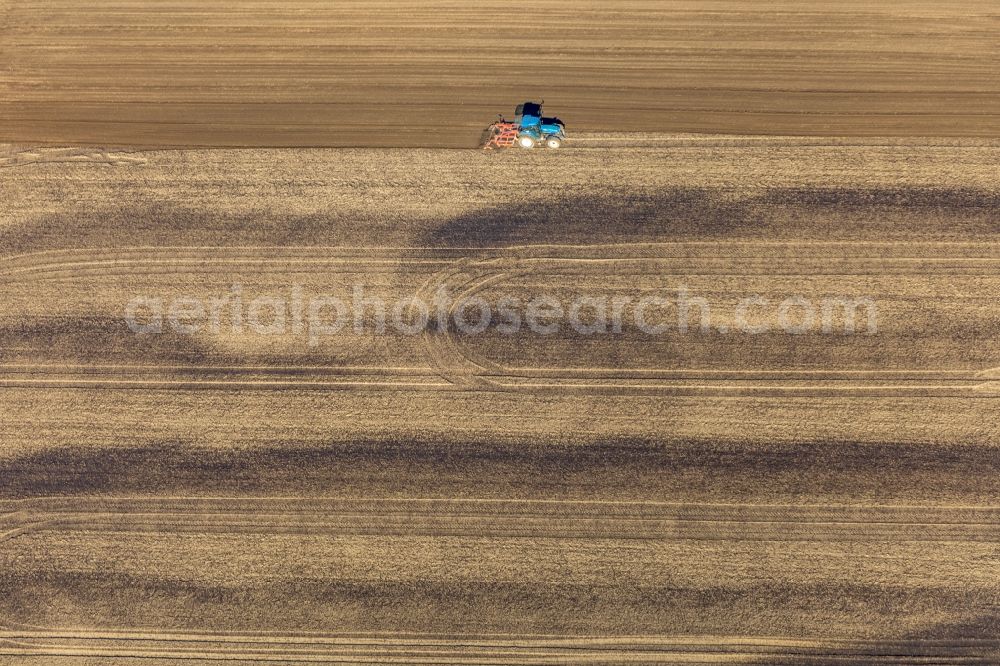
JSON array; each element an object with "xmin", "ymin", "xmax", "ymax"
[{"xmin": 482, "ymin": 101, "xmax": 566, "ymax": 150}]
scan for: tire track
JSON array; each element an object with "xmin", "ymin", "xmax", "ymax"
[
  {"xmin": 3, "ymin": 497, "xmax": 999, "ymax": 543},
  {"xmin": 0, "ymin": 630, "xmax": 997, "ymax": 664},
  {"xmin": 6, "ymin": 242, "xmax": 1000, "ymax": 271},
  {"xmin": 0, "ymin": 247, "xmax": 461, "ymax": 285},
  {"xmin": 0, "ymin": 145, "xmax": 147, "ymax": 169},
  {"xmin": 5, "ymin": 243, "xmax": 1000, "ymax": 285},
  {"xmin": 411, "ymin": 257, "xmax": 496, "ymax": 388}
]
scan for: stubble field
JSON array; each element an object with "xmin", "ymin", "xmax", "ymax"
[
  {"xmin": 2, "ymin": 2, "xmax": 1000, "ymax": 660},
  {"xmin": 1, "ymin": 136, "xmax": 999, "ymax": 663}
]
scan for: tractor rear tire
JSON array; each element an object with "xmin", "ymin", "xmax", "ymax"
[
  {"xmin": 546, "ymin": 136, "xmax": 563, "ymax": 149},
  {"xmin": 518, "ymin": 135, "xmax": 537, "ymax": 149}
]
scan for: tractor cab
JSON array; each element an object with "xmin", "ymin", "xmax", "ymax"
[{"xmin": 515, "ymin": 102, "xmax": 543, "ymax": 129}]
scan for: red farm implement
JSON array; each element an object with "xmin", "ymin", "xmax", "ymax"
[{"xmin": 480, "ymin": 120, "xmax": 519, "ymax": 149}]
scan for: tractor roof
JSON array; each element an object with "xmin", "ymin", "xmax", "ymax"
[{"xmin": 516, "ymin": 102, "xmax": 542, "ymax": 118}]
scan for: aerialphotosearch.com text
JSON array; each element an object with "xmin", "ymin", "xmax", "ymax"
[{"xmin": 125, "ymin": 284, "xmax": 878, "ymax": 346}]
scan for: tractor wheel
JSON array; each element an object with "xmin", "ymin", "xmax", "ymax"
[
  {"xmin": 518, "ymin": 135, "xmax": 537, "ymax": 149},
  {"xmin": 545, "ymin": 136, "xmax": 563, "ymax": 149}
]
